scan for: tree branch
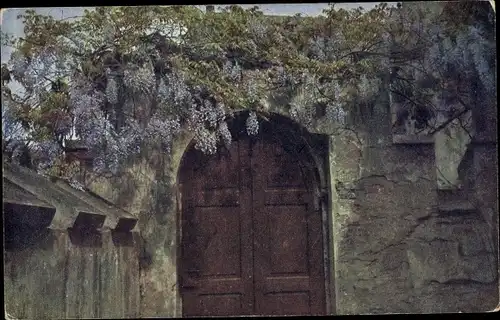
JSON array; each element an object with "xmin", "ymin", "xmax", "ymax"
[
  {"xmin": 428, "ymin": 107, "xmax": 471, "ymax": 135},
  {"xmin": 389, "ymin": 88, "xmax": 426, "ymax": 110}
]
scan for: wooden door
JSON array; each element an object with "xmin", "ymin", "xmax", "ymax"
[{"xmin": 180, "ymin": 129, "xmax": 325, "ymax": 317}]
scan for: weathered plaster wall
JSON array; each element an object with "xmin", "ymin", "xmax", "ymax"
[
  {"xmin": 402, "ymin": 138, "xmax": 498, "ymax": 313},
  {"xmin": 3, "ymin": 230, "xmax": 140, "ymax": 319},
  {"xmin": 83, "ymin": 85, "xmax": 498, "ymax": 316},
  {"xmin": 328, "ymin": 90, "xmax": 436, "ymax": 313},
  {"xmin": 327, "ymin": 90, "xmax": 498, "ymax": 313},
  {"xmin": 86, "ymin": 131, "xmax": 194, "ymax": 317},
  {"xmin": 331, "ymin": 140, "xmax": 439, "ymax": 313}
]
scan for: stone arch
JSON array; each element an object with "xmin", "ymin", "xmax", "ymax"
[
  {"xmin": 174, "ymin": 110, "xmax": 333, "ymax": 316},
  {"xmin": 175, "ymin": 111, "xmax": 331, "ymax": 224},
  {"xmin": 175, "ymin": 110, "xmax": 329, "ymax": 191}
]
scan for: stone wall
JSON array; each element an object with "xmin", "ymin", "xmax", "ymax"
[
  {"xmin": 328, "ymin": 89, "xmax": 498, "ymax": 313},
  {"xmin": 3, "ymin": 230, "xmax": 140, "ymax": 319},
  {"xmin": 82, "ymin": 86, "xmax": 498, "ymax": 315},
  {"xmin": 86, "ymin": 132, "xmax": 193, "ymax": 317},
  {"xmin": 331, "ymin": 139, "xmax": 439, "ymax": 313}
]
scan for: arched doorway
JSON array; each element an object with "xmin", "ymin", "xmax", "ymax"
[{"xmin": 178, "ymin": 113, "xmax": 328, "ymax": 317}]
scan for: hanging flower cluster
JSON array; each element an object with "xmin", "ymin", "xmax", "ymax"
[{"xmin": 1, "ymin": 3, "xmax": 494, "ymax": 176}]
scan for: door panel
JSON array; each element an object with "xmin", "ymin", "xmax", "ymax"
[
  {"xmin": 190, "ymin": 206, "xmax": 242, "ymax": 277},
  {"xmin": 181, "ymin": 140, "xmax": 254, "ymax": 317},
  {"xmin": 180, "ymin": 132, "xmax": 325, "ymax": 317},
  {"xmin": 252, "ymin": 135, "xmax": 325, "ymax": 316},
  {"xmin": 268, "ymin": 206, "xmax": 309, "ymax": 275}
]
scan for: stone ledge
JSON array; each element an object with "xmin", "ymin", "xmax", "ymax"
[
  {"xmin": 392, "ymin": 134, "xmax": 434, "ymax": 145},
  {"xmin": 3, "ymin": 162, "xmax": 139, "ymax": 231},
  {"xmin": 438, "ymin": 200, "xmax": 476, "ymax": 215}
]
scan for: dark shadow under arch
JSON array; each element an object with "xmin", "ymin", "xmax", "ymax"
[{"xmin": 177, "ymin": 111, "xmax": 329, "ymax": 190}]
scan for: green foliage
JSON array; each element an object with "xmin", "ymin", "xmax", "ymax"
[
  {"xmin": 5, "ymin": 5, "xmax": 387, "ymax": 117},
  {"xmin": 1, "ymin": 3, "xmax": 495, "ymax": 175}
]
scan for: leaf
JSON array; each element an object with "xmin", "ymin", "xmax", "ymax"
[{"xmin": 3, "ymin": 4, "xmax": 492, "ymax": 173}]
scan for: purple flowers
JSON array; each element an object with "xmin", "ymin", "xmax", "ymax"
[{"xmin": 246, "ymin": 111, "xmax": 259, "ymax": 136}]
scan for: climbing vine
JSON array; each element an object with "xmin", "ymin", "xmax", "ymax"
[{"xmin": 1, "ymin": 3, "xmax": 495, "ymax": 176}]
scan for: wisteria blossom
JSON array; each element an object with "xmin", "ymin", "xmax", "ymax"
[
  {"xmin": 246, "ymin": 111, "xmax": 259, "ymax": 136},
  {"xmin": 1, "ymin": 3, "xmax": 494, "ymax": 176}
]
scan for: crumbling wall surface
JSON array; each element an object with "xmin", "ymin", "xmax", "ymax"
[
  {"xmin": 471, "ymin": 140, "xmax": 499, "ymax": 263},
  {"xmin": 86, "ymin": 132, "xmax": 193, "ymax": 318},
  {"xmin": 3, "ymin": 230, "xmax": 140, "ymax": 319},
  {"xmin": 329, "ymin": 93, "xmax": 498, "ymax": 314},
  {"xmin": 405, "ymin": 142, "xmax": 498, "ymax": 313},
  {"xmin": 82, "ymin": 96, "xmax": 498, "ymax": 316},
  {"xmin": 332, "ymin": 141, "xmax": 435, "ymax": 313}
]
